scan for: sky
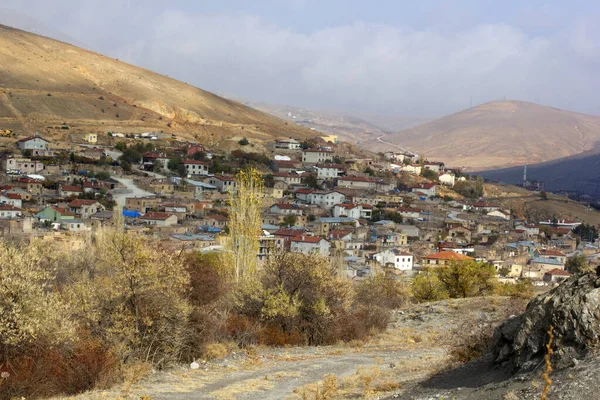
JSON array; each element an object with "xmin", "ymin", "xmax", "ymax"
[{"xmin": 1, "ymin": 0, "xmax": 600, "ymax": 118}]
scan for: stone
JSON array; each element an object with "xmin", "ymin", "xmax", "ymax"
[{"xmin": 492, "ymin": 273, "xmax": 600, "ymax": 372}]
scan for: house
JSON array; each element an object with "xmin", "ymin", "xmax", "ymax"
[
  {"xmin": 401, "ymin": 164, "xmax": 422, "ymax": 175},
  {"xmin": 328, "ymin": 229, "xmax": 353, "ymax": 241},
  {"xmin": 447, "ymin": 225, "xmax": 472, "ymax": 245},
  {"xmin": 68, "ymin": 199, "xmax": 105, "ymax": 219},
  {"xmin": 271, "ymin": 160, "xmax": 302, "ymax": 173},
  {"xmin": 290, "ymin": 235, "xmax": 330, "ymax": 256},
  {"xmin": 472, "ymin": 202, "xmax": 500, "ymax": 212},
  {"xmin": 15, "ymin": 178, "xmax": 43, "ymax": 195},
  {"xmin": 410, "ymin": 183, "xmax": 436, "ymax": 198},
  {"xmin": 543, "ymin": 268, "xmax": 571, "ymax": 284},
  {"xmin": 272, "ymin": 172, "xmax": 302, "ymax": 186},
  {"xmin": 423, "ymin": 161, "xmax": 445, "ymax": 173},
  {"xmin": 0, "ymin": 205, "xmax": 22, "ymax": 219},
  {"xmin": 36, "ymin": 206, "xmax": 76, "ymax": 222},
  {"xmin": 295, "ymin": 189, "xmax": 345, "ymax": 209},
  {"xmin": 514, "ymin": 224, "xmax": 540, "ymax": 237},
  {"xmin": 258, "ymin": 235, "xmax": 286, "ymax": 261},
  {"xmin": 312, "ymin": 217, "xmax": 359, "ymax": 235},
  {"xmin": 374, "ymin": 232, "xmax": 408, "ymax": 247},
  {"xmin": 85, "ymin": 133, "xmax": 97, "ymax": 143},
  {"xmin": 59, "ymin": 184, "xmax": 84, "ymax": 198},
  {"xmin": 203, "ymin": 214, "xmax": 229, "ymax": 229},
  {"xmin": 372, "ymin": 249, "xmax": 413, "ymax": 270},
  {"xmin": 207, "ymin": 175, "xmax": 236, "ymax": 193},
  {"xmin": 125, "ymin": 197, "xmax": 160, "ymax": 213},
  {"xmin": 269, "ymin": 203, "xmax": 304, "ymax": 216},
  {"xmin": 438, "ymin": 173, "xmax": 456, "ymax": 187},
  {"xmin": 149, "ymin": 179, "xmax": 175, "ymax": 195},
  {"xmin": 422, "ymin": 250, "xmax": 474, "ymax": 266},
  {"xmin": 83, "ymin": 180, "xmax": 112, "ymax": 194},
  {"xmin": 143, "ymin": 152, "xmax": 170, "ymax": 170},
  {"xmin": 397, "ymin": 207, "xmax": 422, "ymax": 220},
  {"xmin": 488, "ymin": 209, "xmax": 511, "ymax": 220},
  {"xmin": 163, "ymin": 203, "xmax": 189, "ymax": 215},
  {"xmin": 17, "ymin": 134, "xmax": 49, "ymax": 150},
  {"xmin": 332, "ymin": 203, "xmax": 371, "ymax": 220},
  {"xmin": 61, "ymin": 219, "xmax": 89, "ymax": 232},
  {"xmin": 184, "ymin": 144, "xmax": 207, "ymax": 157},
  {"xmin": 273, "ymin": 228, "xmax": 307, "ymax": 249},
  {"xmin": 32, "ymin": 149, "xmax": 55, "ymax": 158},
  {"xmin": 2, "ymin": 157, "xmax": 45, "ymax": 174},
  {"xmin": 337, "ymin": 176, "xmax": 377, "ymax": 190},
  {"xmin": 140, "ymin": 211, "xmax": 178, "ymax": 226},
  {"xmin": 0, "ymin": 193, "xmax": 22, "ymax": 208},
  {"xmin": 302, "ymin": 148, "xmax": 333, "ymax": 164},
  {"xmin": 533, "ymin": 249, "xmax": 567, "ymax": 265},
  {"xmin": 275, "ymin": 138, "xmax": 301, "ymax": 150},
  {"xmin": 183, "ymin": 160, "xmax": 209, "ymax": 176},
  {"xmin": 398, "ymin": 224, "xmax": 420, "ymax": 238},
  {"xmin": 316, "ymin": 164, "xmax": 345, "ymax": 179}
]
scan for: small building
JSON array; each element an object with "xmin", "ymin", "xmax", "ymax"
[
  {"xmin": 422, "ymin": 250, "xmax": 474, "ymax": 266},
  {"xmin": 423, "ymin": 161, "xmax": 445, "ymax": 173},
  {"xmin": 207, "ymin": 175, "xmax": 236, "ymax": 193},
  {"xmin": 337, "ymin": 176, "xmax": 377, "ymax": 190},
  {"xmin": 438, "ymin": 172, "xmax": 456, "ymax": 187},
  {"xmin": 17, "ymin": 134, "xmax": 50, "ymax": 150},
  {"xmin": 316, "ymin": 164, "xmax": 345, "ymax": 180},
  {"xmin": 269, "ymin": 203, "xmax": 304, "ymax": 216},
  {"xmin": 2, "ymin": 157, "xmax": 45, "ymax": 174},
  {"xmin": 183, "ymin": 160, "xmax": 209, "ymax": 176},
  {"xmin": 203, "ymin": 214, "xmax": 229, "ymax": 229},
  {"xmin": 15, "ymin": 178, "xmax": 44, "ymax": 195},
  {"xmin": 139, "ymin": 211, "xmax": 178, "ymax": 226},
  {"xmin": 125, "ymin": 196, "xmax": 160, "ymax": 214},
  {"xmin": 410, "ymin": 183, "xmax": 436, "ymax": 198},
  {"xmin": 290, "ymin": 235, "xmax": 330, "ymax": 256},
  {"xmin": 332, "ymin": 203, "xmax": 371, "ymax": 220},
  {"xmin": 275, "ymin": 138, "xmax": 302, "ymax": 150},
  {"xmin": 0, "ymin": 204, "xmax": 22, "ymax": 219},
  {"xmin": 149, "ymin": 179, "xmax": 175, "ymax": 195},
  {"xmin": 36, "ymin": 206, "xmax": 76, "ymax": 222},
  {"xmin": 59, "ymin": 184, "xmax": 84, "ymax": 198},
  {"xmin": 543, "ymin": 268, "xmax": 571, "ymax": 284},
  {"xmin": 68, "ymin": 199, "xmax": 105, "ymax": 219},
  {"xmin": 272, "ymin": 172, "xmax": 302, "ymax": 186},
  {"xmin": 85, "ymin": 133, "xmax": 98, "ymax": 143},
  {"xmin": 372, "ymin": 249, "xmax": 414, "ymax": 270},
  {"xmin": 0, "ymin": 193, "xmax": 22, "ymax": 208},
  {"xmin": 302, "ymin": 148, "xmax": 333, "ymax": 164},
  {"xmin": 61, "ymin": 219, "xmax": 89, "ymax": 232}
]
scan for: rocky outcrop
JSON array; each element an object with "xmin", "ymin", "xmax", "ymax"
[{"xmin": 493, "ymin": 274, "xmax": 600, "ymax": 372}]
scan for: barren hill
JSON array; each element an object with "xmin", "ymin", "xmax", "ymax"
[
  {"xmin": 0, "ymin": 24, "xmax": 315, "ymax": 146},
  {"xmin": 378, "ymin": 100, "xmax": 600, "ymax": 170}
]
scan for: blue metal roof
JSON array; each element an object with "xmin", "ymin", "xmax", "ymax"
[
  {"xmin": 317, "ymin": 217, "xmax": 357, "ymax": 223},
  {"xmin": 530, "ymin": 257, "xmax": 563, "ymax": 266}
]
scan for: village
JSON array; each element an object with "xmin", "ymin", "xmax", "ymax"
[{"xmin": 0, "ymin": 131, "xmax": 595, "ymax": 285}]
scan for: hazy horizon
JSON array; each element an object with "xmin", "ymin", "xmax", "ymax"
[{"xmin": 1, "ymin": 1, "xmax": 599, "ymax": 118}]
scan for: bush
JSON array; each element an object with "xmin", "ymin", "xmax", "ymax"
[
  {"xmin": 238, "ymin": 137, "xmax": 249, "ymax": 146},
  {"xmin": 412, "ymin": 271, "xmax": 449, "ymax": 302},
  {"xmin": 436, "ymin": 261, "xmax": 497, "ymax": 298}
]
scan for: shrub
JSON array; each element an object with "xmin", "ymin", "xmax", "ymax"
[
  {"xmin": 412, "ymin": 271, "xmax": 449, "ymax": 302},
  {"xmin": 435, "ymin": 261, "xmax": 498, "ymax": 298},
  {"xmin": 238, "ymin": 137, "xmax": 249, "ymax": 146}
]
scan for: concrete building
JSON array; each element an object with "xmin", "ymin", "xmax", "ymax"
[
  {"xmin": 290, "ymin": 235, "xmax": 330, "ymax": 256},
  {"xmin": 302, "ymin": 148, "xmax": 333, "ymax": 164},
  {"xmin": 17, "ymin": 135, "xmax": 49, "ymax": 150}
]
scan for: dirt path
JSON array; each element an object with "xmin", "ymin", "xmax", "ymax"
[
  {"xmin": 111, "ymin": 175, "xmax": 156, "ymax": 207},
  {"xmin": 62, "ymin": 297, "xmax": 526, "ymax": 400}
]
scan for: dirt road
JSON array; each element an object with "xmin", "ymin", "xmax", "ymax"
[
  {"xmin": 65, "ymin": 297, "xmax": 525, "ymax": 400},
  {"xmin": 111, "ymin": 176, "xmax": 156, "ymax": 207}
]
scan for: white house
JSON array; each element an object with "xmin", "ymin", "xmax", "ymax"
[
  {"xmin": 438, "ymin": 173, "xmax": 456, "ymax": 187},
  {"xmin": 275, "ymin": 138, "xmax": 301, "ymax": 150},
  {"xmin": 272, "ymin": 172, "xmax": 302, "ymax": 186},
  {"xmin": 68, "ymin": 199, "xmax": 105, "ymax": 219},
  {"xmin": 423, "ymin": 161, "xmax": 445, "ymax": 173},
  {"xmin": 61, "ymin": 219, "xmax": 89, "ymax": 232},
  {"xmin": 333, "ymin": 203, "xmax": 362, "ymax": 219},
  {"xmin": 487, "ymin": 209, "xmax": 511, "ymax": 220},
  {"xmin": 0, "ymin": 193, "xmax": 22, "ymax": 208},
  {"xmin": 290, "ymin": 235, "xmax": 330, "ymax": 256},
  {"xmin": 308, "ymin": 190, "xmax": 346, "ymax": 209},
  {"xmin": 17, "ymin": 135, "xmax": 49, "ymax": 150},
  {"xmin": 2, "ymin": 157, "xmax": 45, "ymax": 174},
  {"xmin": 410, "ymin": 182, "xmax": 436, "ymax": 198},
  {"xmin": 207, "ymin": 175, "xmax": 236, "ymax": 193},
  {"xmin": 0, "ymin": 204, "xmax": 22, "ymax": 219},
  {"xmin": 316, "ymin": 164, "xmax": 345, "ymax": 179},
  {"xmin": 140, "ymin": 211, "xmax": 178, "ymax": 226},
  {"xmin": 397, "ymin": 207, "xmax": 422, "ymax": 220},
  {"xmin": 269, "ymin": 203, "xmax": 304, "ymax": 216},
  {"xmin": 401, "ymin": 164, "xmax": 422, "ymax": 175},
  {"xmin": 372, "ymin": 249, "xmax": 413, "ymax": 270},
  {"xmin": 302, "ymin": 148, "xmax": 333, "ymax": 164},
  {"xmin": 337, "ymin": 176, "xmax": 377, "ymax": 190},
  {"xmin": 183, "ymin": 160, "xmax": 209, "ymax": 176}
]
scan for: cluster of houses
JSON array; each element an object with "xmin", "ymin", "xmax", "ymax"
[{"xmin": 0, "ymin": 133, "xmax": 597, "ymax": 284}]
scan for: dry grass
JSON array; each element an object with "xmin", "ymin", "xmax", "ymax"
[{"xmin": 121, "ymin": 362, "xmax": 152, "ymax": 396}]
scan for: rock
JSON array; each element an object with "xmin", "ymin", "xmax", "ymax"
[
  {"xmin": 492, "ymin": 273, "xmax": 600, "ymax": 372},
  {"xmin": 190, "ymin": 361, "xmax": 200, "ymax": 369}
]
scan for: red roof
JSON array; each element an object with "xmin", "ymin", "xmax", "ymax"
[
  {"xmin": 18, "ymin": 135, "xmax": 49, "ymax": 143},
  {"xmin": 316, "ymin": 163, "xmax": 345, "ymax": 169},
  {"xmin": 183, "ymin": 159, "xmax": 209, "ymax": 165},
  {"xmin": 271, "ymin": 203, "xmax": 300, "ymax": 210},
  {"xmin": 295, "ymin": 188, "xmax": 314, "ymax": 194},
  {"xmin": 423, "ymin": 250, "xmax": 474, "ymax": 261},
  {"xmin": 291, "ymin": 235, "xmax": 327, "ymax": 243},
  {"xmin": 206, "ymin": 214, "xmax": 228, "ymax": 221},
  {"xmin": 329, "ymin": 229, "xmax": 353, "ymax": 240},
  {"xmin": 411, "ymin": 183, "xmax": 436, "ymax": 189},
  {"xmin": 51, "ymin": 206, "xmax": 75, "ymax": 216},
  {"xmin": 274, "ymin": 228, "xmax": 306, "ymax": 237},
  {"xmin": 304, "ymin": 147, "xmax": 333, "ymax": 153},
  {"xmin": 0, "ymin": 205, "xmax": 21, "ymax": 211},
  {"xmin": 540, "ymin": 249, "xmax": 566, "ymax": 257},
  {"xmin": 336, "ymin": 203, "xmax": 359, "ymax": 209},
  {"xmin": 141, "ymin": 211, "xmax": 175, "ymax": 221},
  {"xmin": 544, "ymin": 268, "xmax": 571, "ymax": 276},
  {"xmin": 273, "ymin": 172, "xmax": 301, "ymax": 178},
  {"xmin": 4, "ymin": 193, "xmax": 21, "ymax": 199},
  {"xmin": 68, "ymin": 199, "xmax": 100, "ymax": 207},
  {"xmin": 61, "ymin": 185, "xmax": 83, "ymax": 192},
  {"xmin": 16, "ymin": 177, "xmax": 43, "ymax": 184},
  {"xmin": 339, "ymin": 176, "xmax": 376, "ymax": 182}
]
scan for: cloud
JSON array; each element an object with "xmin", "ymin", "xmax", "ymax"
[{"xmin": 2, "ymin": 1, "xmax": 600, "ymax": 116}]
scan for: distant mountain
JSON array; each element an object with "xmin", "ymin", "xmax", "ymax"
[
  {"xmin": 480, "ymin": 148, "xmax": 600, "ymax": 196},
  {"xmin": 377, "ymin": 100, "xmax": 600, "ymax": 170},
  {"xmin": 0, "ymin": 24, "xmax": 316, "ymax": 147}
]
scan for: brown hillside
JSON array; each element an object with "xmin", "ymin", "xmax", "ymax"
[
  {"xmin": 377, "ymin": 100, "xmax": 600, "ymax": 170},
  {"xmin": 0, "ymin": 24, "xmax": 316, "ymax": 146}
]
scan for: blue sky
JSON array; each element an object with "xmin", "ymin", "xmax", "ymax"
[{"xmin": 1, "ymin": 1, "xmax": 599, "ymax": 117}]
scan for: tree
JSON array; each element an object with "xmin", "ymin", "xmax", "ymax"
[
  {"xmin": 435, "ymin": 261, "xmax": 497, "ymax": 298},
  {"xmin": 222, "ymin": 168, "xmax": 264, "ymax": 283},
  {"xmin": 120, "ymin": 160, "xmax": 131, "ymax": 173},
  {"xmin": 573, "ymin": 223, "xmax": 599, "ymax": 242},
  {"xmin": 412, "ymin": 271, "xmax": 449, "ymax": 302},
  {"xmin": 421, "ymin": 168, "xmax": 437, "ymax": 181},
  {"xmin": 238, "ymin": 137, "xmax": 250, "ymax": 146},
  {"xmin": 281, "ymin": 215, "xmax": 297, "ymax": 227},
  {"xmin": 301, "ymin": 138, "xmax": 317, "ymax": 150},
  {"xmin": 115, "ymin": 141, "xmax": 127, "ymax": 152},
  {"xmin": 565, "ymin": 254, "xmax": 593, "ymax": 274},
  {"xmin": 65, "ymin": 210, "xmax": 191, "ymax": 364},
  {"xmin": 540, "ymin": 191, "xmax": 548, "ymax": 200},
  {"xmin": 303, "ymin": 173, "xmax": 319, "ymax": 189}
]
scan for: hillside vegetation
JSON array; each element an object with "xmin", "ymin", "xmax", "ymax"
[{"xmin": 0, "ymin": 24, "xmax": 316, "ymax": 147}]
